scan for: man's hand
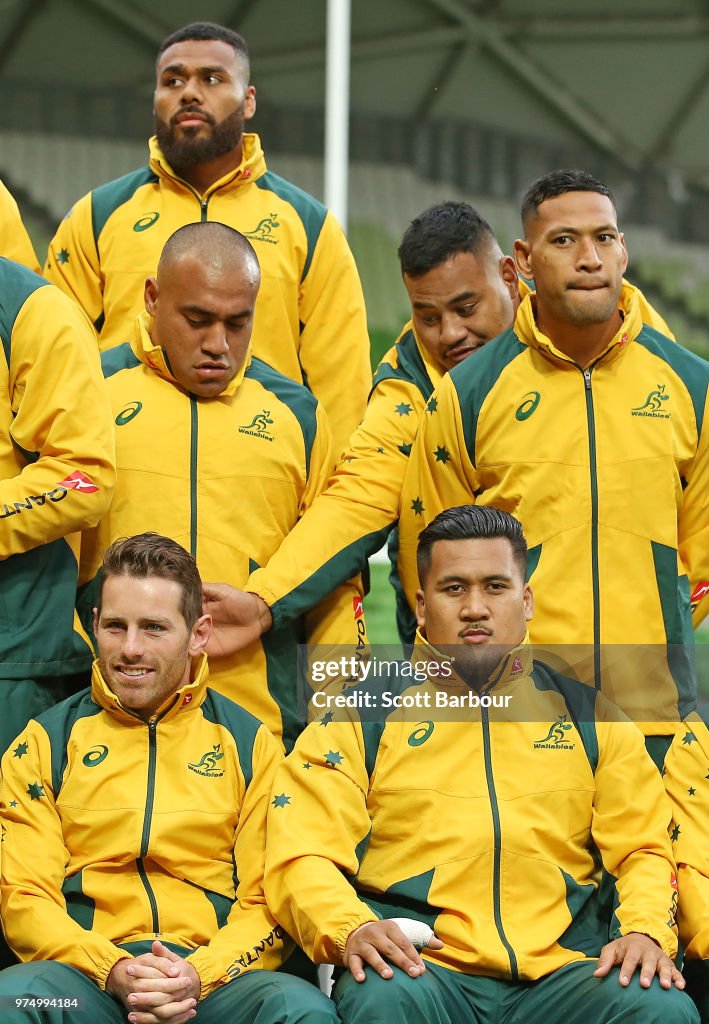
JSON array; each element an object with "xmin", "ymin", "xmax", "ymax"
[
  {"xmin": 344, "ymin": 920, "xmax": 444, "ymax": 983},
  {"xmin": 593, "ymin": 933, "xmax": 686, "ymax": 989},
  {"xmin": 202, "ymin": 583, "xmax": 273, "ymax": 657},
  {"xmin": 106, "ymin": 941, "xmax": 201, "ymax": 1023}
]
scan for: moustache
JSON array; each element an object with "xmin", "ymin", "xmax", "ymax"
[{"xmin": 170, "ymin": 106, "xmax": 216, "ymax": 128}]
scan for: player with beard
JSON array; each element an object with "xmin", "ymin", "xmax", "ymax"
[
  {"xmin": 264, "ymin": 505, "xmax": 698, "ymax": 1024},
  {"xmin": 0, "ymin": 532, "xmax": 340, "ymax": 1024},
  {"xmin": 44, "ymin": 21, "xmax": 370, "ymax": 458}
]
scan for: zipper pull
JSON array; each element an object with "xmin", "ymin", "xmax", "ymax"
[
  {"xmin": 583, "ymin": 369, "xmax": 592, "ymax": 390},
  {"xmin": 200, "ymin": 199, "xmax": 208, "ymax": 220}
]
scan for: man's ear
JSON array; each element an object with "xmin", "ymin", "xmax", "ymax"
[
  {"xmin": 523, "ymin": 584, "xmax": 534, "ymax": 622},
  {"xmin": 415, "ymin": 589, "xmax": 425, "ymax": 630},
  {"xmin": 500, "ymin": 255, "xmax": 519, "ymax": 302},
  {"xmin": 513, "ymin": 238, "xmax": 532, "ymax": 280},
  {"xmin": 189, "ymin": 613, "xmax": 212, "ymax": 657},
  {"xmin": 144, "ymin": 276, "xmax": 159, "ymax": 317},
  {"xmin": 244, "ymin": 85, "xmax": 256, "ymax": 122}
]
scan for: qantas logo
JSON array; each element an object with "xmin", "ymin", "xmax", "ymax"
[
  {"xmin": 691, "ymin": 581, "xmax": 709, "ymax": 610},
  {"xmin": 353, "ymin": 596, "xmax": 364, "ymax": 619},
  {"xmin": 58, "ymin": 471, "xmax": 99, "ymax": 493}
]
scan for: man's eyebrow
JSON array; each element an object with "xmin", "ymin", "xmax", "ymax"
[
  {"xmin": 546, "ymin": 224, "xmax": 617, "ymax": 235},
  {"xmin": 160, "ymin": 62, "xmax": 228, "ymax": 75},
  {"xmin": 413, "ymin": 290, "xmax": 478, "ymax": 310},
  {"xmin": 180, "ymin": 304, "xmax": 252, "ymax": 319},
  {"xmin": 437, "ymin": 572, "xmax": 513, "ymax": 584}
]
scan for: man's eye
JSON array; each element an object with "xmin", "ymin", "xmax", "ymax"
[
  {"xmin": 597, "ymin": 233, "xmax": 615, "ymax": 243},
  {"xmin": 205, "ymin": 74, "xmax": 222, "ymax": 84},
  {"xmin": 186, "ymin": 317, "xmax": 208, "ymax": 328},
  {"xmin": 420, "ymin": 316, "xmax": 439, "ymax": 326},
  {"xmin": 165, "ymin": 77, "xmax": 183, "ymax": 87},
  {"xmin": 457, "ymin": 305, "xmax": 476, "ymax": 316},
  {"xmin": 554, "ymin": 235, "xmax": 572, "ymax": 245},
  {"xmin": 145, "ymin": 624, "xmax": 164, "ymax": 632}
]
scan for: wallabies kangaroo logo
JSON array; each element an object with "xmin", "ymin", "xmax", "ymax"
[
  {"xmin": 244, "ymin": 213, "xmax": 280, "ymax": 244},
  {"xmin": 188, "ymin": 744, "xmax": 225, "ymax": 777},
  {"xmin": 632, "ymin": 385, "xmax": 670, "ymax": 418},
  {"xmin": 238, "ymin": 410, "xmax": 275, "ymax": 441},
  {"xmin": 533, "ymin": 715, "xmax": 575, "ymax": 750}
]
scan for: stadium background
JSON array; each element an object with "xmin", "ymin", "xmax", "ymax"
[{"xmin": 3, "ymin": 0, "xmax": 707, "ymax": 647}]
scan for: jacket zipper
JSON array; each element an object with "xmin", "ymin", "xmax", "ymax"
[
  {"xmin": 190, "ymin": 397, "xmax": 198, "ymax": 557},
  {"xmin": 135, "ymin": 697, "xmax": 180, "ymax": 936},
  {"xmin": 137, "ymin": 718, "xmax": 160, "ymax": 934},
  {"xmin": 481, "ymin": 703, "xmax": 518, "ymax": 979},
  {"xmin": 582, "ymin": 367, "xmax": 601, "ymax": 689}
]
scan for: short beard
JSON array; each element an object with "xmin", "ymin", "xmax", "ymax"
[
  {"xmin": 155, "ymin": 108, "xmax": 244, "ymax": 173},
  {"xmin": 441, "ymin": 643, "xmax": 510, "ymax": 692}
]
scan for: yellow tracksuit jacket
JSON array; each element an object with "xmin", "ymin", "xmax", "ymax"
[
  {"xmin": 398, "ymin": 284, "xmax": 709, "ymax": 729},
  {"xmin": 44, "ymin": 134, "xmax": 370, "ymax": 457},
  {"xmin": 0, "ymin": 655, "xmax": 288, "ymax": 999},
  {"xmin": 78, "ymin": 313, "xmax": 364, "ymax": 748},
  {"xmin": 663, "ymin": 703, "xmax": 709, "ymax": 960},
  {"xmin": 249, "ymin": 318, "xmax": 443, "ymax": 639},
  {"xmin": 0, "ymin": 181, "xmax": 39, "ymax": 271},
  {"xmin": 0, "ymin": 258, "xmax": 115, "ymax": 679},
  {"xmin": 248, "ymin": 280, "xmax": 676, "ymax": 640},
  {"xmin": 265, "ymin": 639, "xmax": 678, "ymax": 980}
]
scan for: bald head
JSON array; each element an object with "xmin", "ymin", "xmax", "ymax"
[
  {"xmin": 144, "ymin": 223, "xmax": 260, "ymax": 398},
  {"xmin": 157, "ymin": 221, "xmax": 260, "ymax": 285}
]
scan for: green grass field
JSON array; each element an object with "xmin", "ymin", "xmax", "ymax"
[{"xmin": 363, "ymin": 561, "xmax": 399, "ymax": 644}]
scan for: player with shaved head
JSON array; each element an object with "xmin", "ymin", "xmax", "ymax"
[{"xmin": 78, "ymin": 222, "xmax": 365, "ymax": 751}]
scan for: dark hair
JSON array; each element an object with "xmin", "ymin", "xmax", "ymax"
[
  {"xmin": 157, "ymin": 21, "xmax": 249, "ymax": 72},
  {"xmin": 98, "ymin": 533, "xmax": 203, "ymax": 628},
  {"xmin": 521, "ymin": 170, "xmax": 615, "ymax": 230},
  {"xmin": 398, "ymin": 202, "xmax": 497, "ymax": 278},
  {"xmin": 158, "ymin": 221, "xmax": 259, "ymax": 277},
  {"xmin": 417, "ymin": 505, "xmax": 527, "ymax": 585}
]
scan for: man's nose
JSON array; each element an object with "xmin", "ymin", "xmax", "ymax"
[
  {"xmin": 577, "ymin": 238, "xmax": 602, "ymax": 270},
  {"xmin": 202, "ymin": 325, "xmax": 229, "ymax": 355},
  {"xmin": 460, "ymin": 588, "xmax": 490, "ymax": 620},
  {"xmin": 121, "ymin": 625, "xmax": 145, "ymax": 660},
  {"xmin": 440, "ymin": 312, "xmax": 468, "ymax": 347},
  {"xmin": 180, "ymin": 75, "xmax": 204, "ymax": 104}
]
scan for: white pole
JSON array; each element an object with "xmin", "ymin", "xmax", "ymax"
[{"xmin": 324, "ymin": 0, "xmax": 351, "ymax": 231}]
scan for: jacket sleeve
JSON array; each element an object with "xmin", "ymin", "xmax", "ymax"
[
  {"xmin": 284, "ymin": 401, "xmax": 367, "ymax": 650},
  {"xmin": 296, "ymin": 211, "xmax": 370, "ymax": 458},
  {"xmin": 662, "ymin": 710, "xmax": 709, "ymax": 959},
  {"xmin": 187, "ymin": 726, "xmax": 291, "ymax": 998},
  {"xmin": 397, "ymin": 373, "xmax": 479, "ymax": 608},
  {"xmin": 0, "ymin": 723, "xmax": 132, "ymax": 986},
  {"xmin": 264, "ymin": 719, "xmax": 379, "ymax": 962},
  {"xmin": 44, "ymin": 193, "xmax": 103, "ymax": 335},
  {"xmin": 592, "ymin": 698, "xmax": 679, "ymax": 957},
  {"xmin": 680, "ymin": 388, "xmax": 709, "ymax": 628},
  {"xmin": 0, "ymin": 284, "xmax": 115, "ymax": 560},
  {"xmin": 250, "ymin": 377, "xmax": 423, "ymax": 629},
  {"xmin": 0, "ymin": 181, "xmax": 39, "ymax": 272}
]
